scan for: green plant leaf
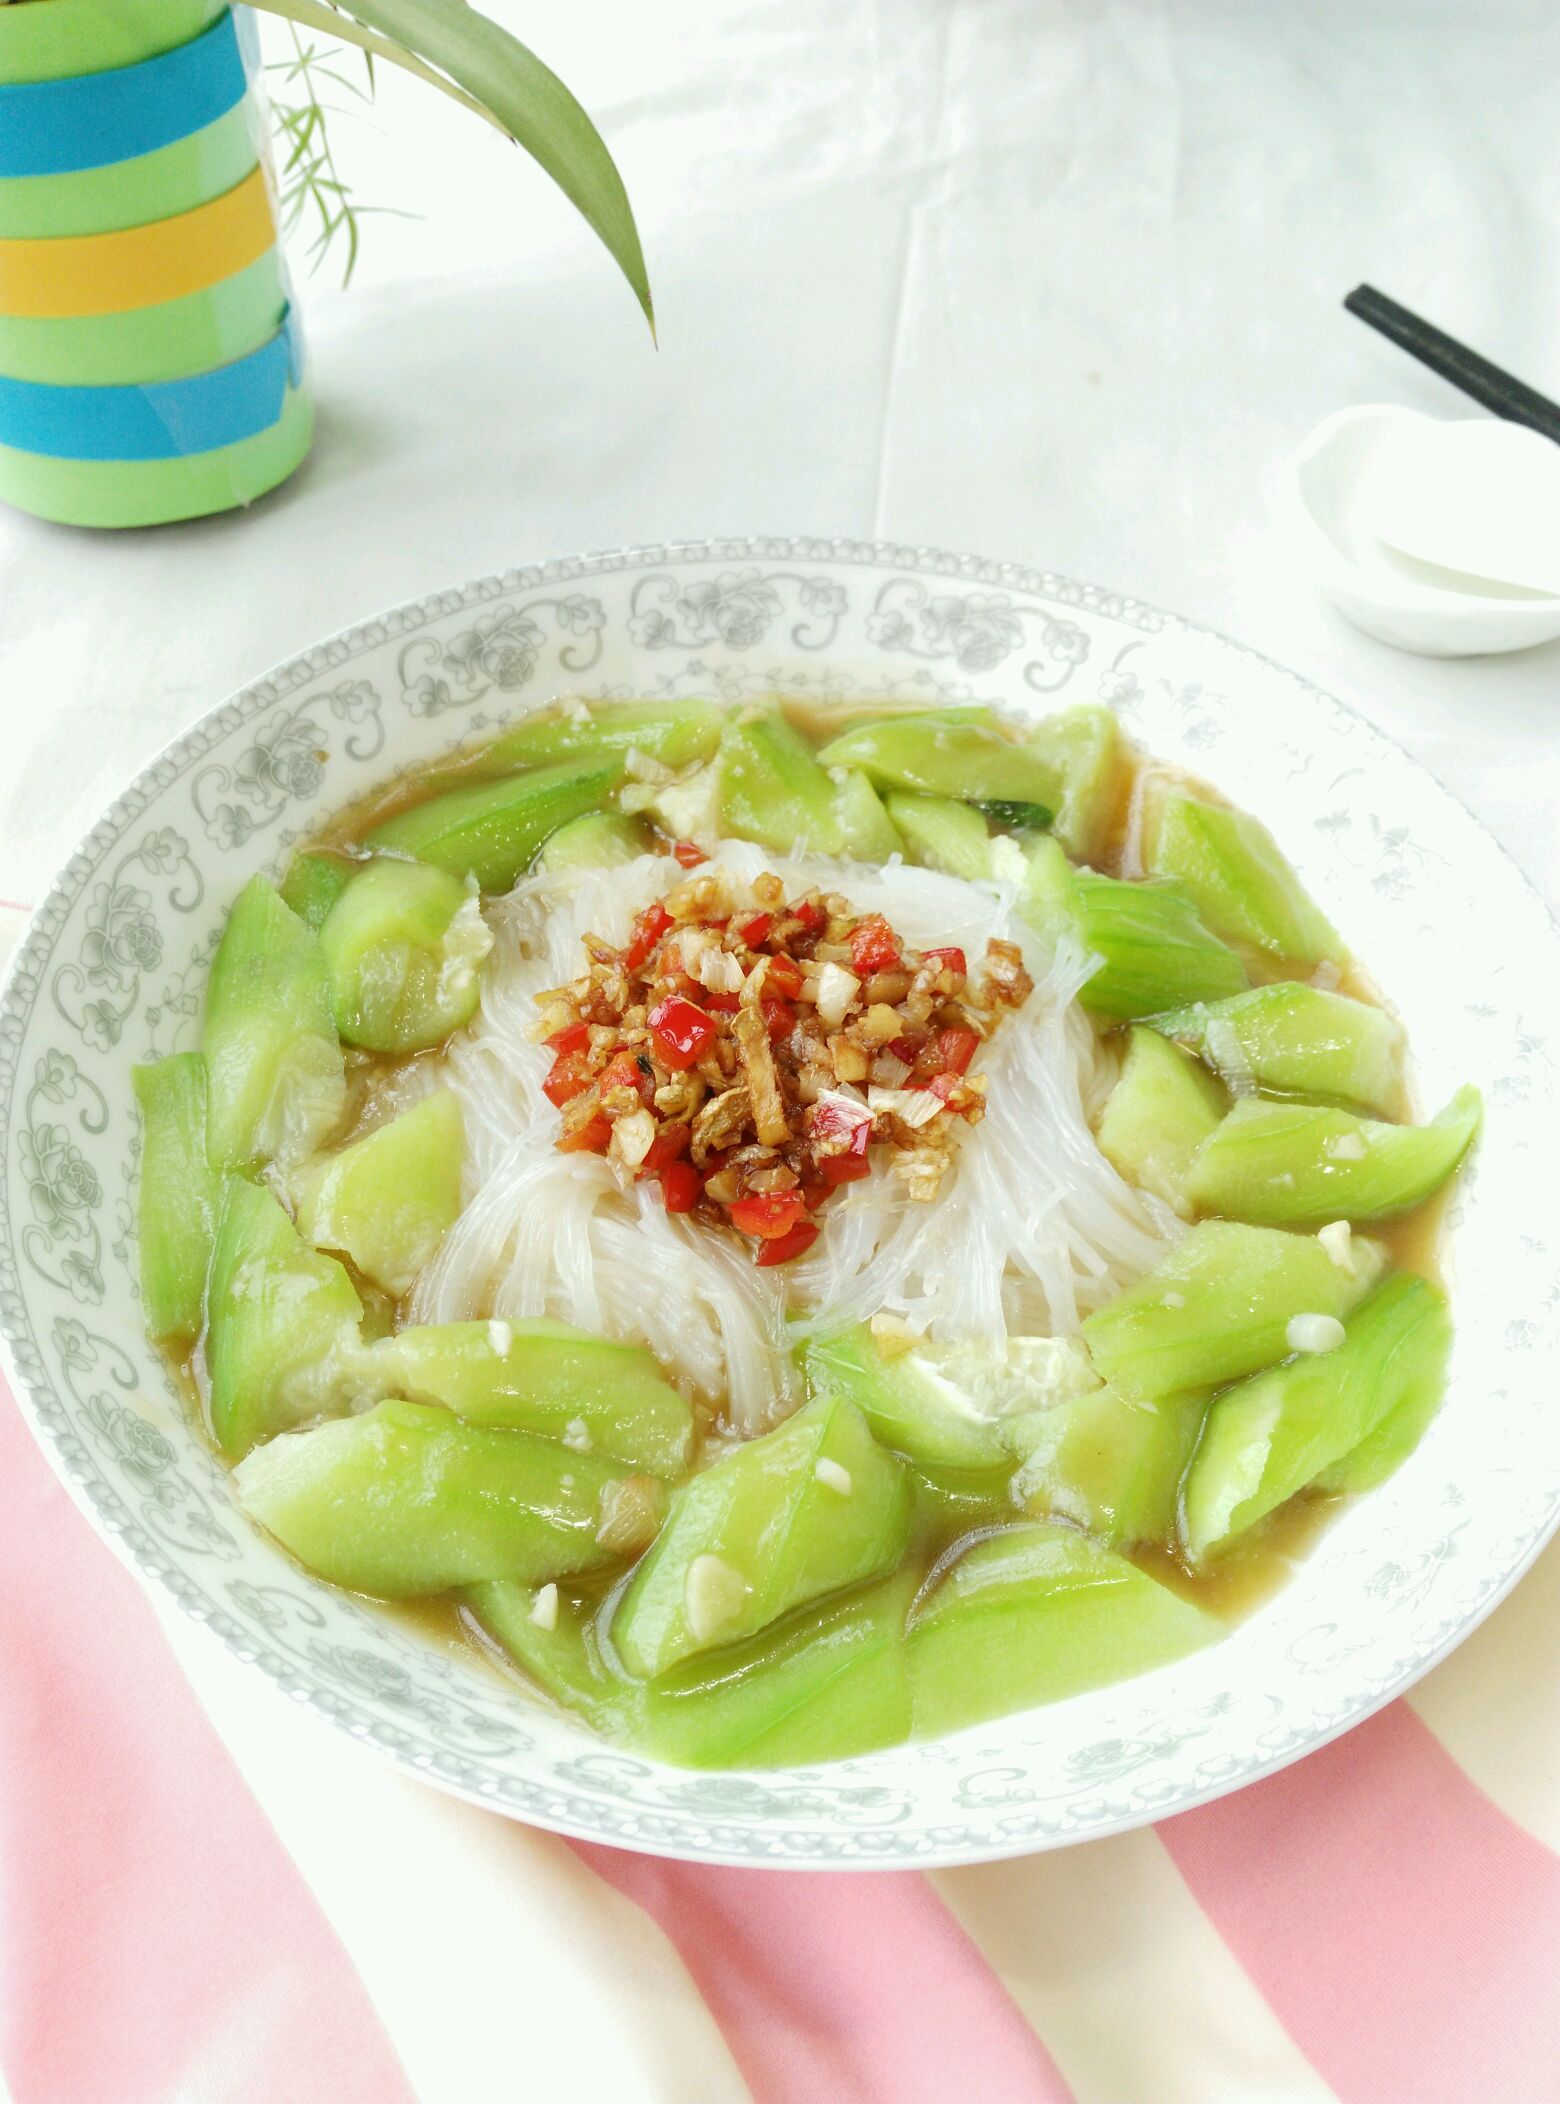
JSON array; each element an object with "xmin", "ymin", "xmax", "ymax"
[
  {"xmin": 258, "ymin": 0, "xmax": 501, "ymax": 127},
  {"xmin": 251, "ymin": 0, "xmax": 653, "ymax": 331}
]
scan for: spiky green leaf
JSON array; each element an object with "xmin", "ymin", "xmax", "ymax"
[{"xmin": 253, "ymin": 0, "xmax": 653, "ymax": 329}]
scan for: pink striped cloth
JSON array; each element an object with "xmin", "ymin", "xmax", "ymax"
[
  {"xmin": 7, "ymin": 1375, "xmax": 1560, "ymax": 2104},
  {"xmin": 0, "ymin": 1390, "xmax": 414, "ymax": 2104}
]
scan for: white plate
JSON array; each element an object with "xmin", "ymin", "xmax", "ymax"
[{"xmin": 3, "ymin": 538, "xmax": 1557, "ymax": 1868}]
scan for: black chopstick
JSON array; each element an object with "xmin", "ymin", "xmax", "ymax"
[{"xmin": 1344, "ymin": 284, "xmax": 1560, "ymax": 446}]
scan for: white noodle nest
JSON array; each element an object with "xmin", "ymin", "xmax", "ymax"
[{"xmin": 411, "ymin": 841, "xmax": 1177, "ymax": 1432}]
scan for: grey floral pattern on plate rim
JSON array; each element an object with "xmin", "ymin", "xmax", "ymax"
[{"xmin": 1, "ymin": 536, "xmax": 1557, "ymax": 1869}]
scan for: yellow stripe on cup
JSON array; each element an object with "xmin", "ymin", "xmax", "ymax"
[
  {"xmin": 0, "ymin": 162, "xmax": 273, "ymax": 319},
  {"xmin": 0, "ymin": 249, "xmax": 286, "ymax": 386}
]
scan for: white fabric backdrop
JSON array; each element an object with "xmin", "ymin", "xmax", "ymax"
[
  {"xmin": 1, "ymin": 0, "xmax": 1555, "ymax": 915},
  {"xmin": 1, "ymin": 3, "xmax": 1556, "ymax": 2097}
]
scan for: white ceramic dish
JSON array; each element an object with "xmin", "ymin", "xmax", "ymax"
[
  {"xmin": 1288, "ymin": 405, "xmax": 1560, "ymax": 657},
  {"xmin": 4, "ymin": 538, "xmax": 1558, "ymax": 1869},
  {"xmin": 1280, "ymin": 397, "xmax": 1557, "ymax": 652}
]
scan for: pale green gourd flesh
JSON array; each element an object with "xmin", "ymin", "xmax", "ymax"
[
  {"xmin": 885, "ymin": 790, "xmax": 997, "ymax": 881},
  {"xmin": 908, "ymin": 1523, "xmax": 1222, "ymax": 1735},
  {"xmin": 1021, "ymin": 703, "xmax": 1123, "ymax": 861},
  {"xmin": 801, "ymin": 1324, "xmax": 1014, "ymax": 1474},
  {"xmin": 538, "ymin": 810, "xmax": 653, "ymax": 871},
  {"xmin": 1185, "ymin": 1087, "xmax": 1483, "ymax": 1228},
  {"xmin": 610, "ymin": 1394, "xmax": 912, "ymax": 1680},
  {"xmin": 716, "ymin": 710, "xmax": 847, "ymax": 854},
  {"xmin": 478, "ymin": 699, "xmax": 723, "ymax": 777},
  {"xmin": 1081, "ymin": 1220, "xmax": 1382, "ymax": 1403},
  {"xmin": 365, "ymin": 755, "xmax": 625, "ymax": 891},
  {"xmin": 817, "ymin": 709, "xmax": 1061, "ymax": 807},
  {"xmin": 1182, "ymin": 1274, "xmax": 1453, "ymax": 1561},
  {"xmin": 279, "ymin": 849, "xmax": 354, "ymax": 932},
  {"xmin": 295, "ymin": 1090, "xmax": 467, "ymax": 1298},
  {"xmin": 1144, "ymin": 789, "xmax": 1342, "ymax": 966},
  {"xmin": 1150, "ymin": 982, "xmax": 1405, "ymax": 1117},
  {"xmin": 319, "ymin": 857, "xmax": 488, "ymax": 1053},
  {"xmin": 236, "ymin": 1399, "xmax": 644, "ymax": 1598},
  {"xmin": 1094, "ymin": 1026, "xmax": 1227, "ymax": 1217},
  {"xmin": 1313, "ymin": 1284, "xmax": 1455, "ymax": 1496},
  {"xmin": 205, "ymin": 1178, "xmax": 366, "ymax": 1460},
  {"xmin": 638, "ymin": 1571, "xmax": 916, "ymax": 1766},
  {"xmin": 1020, "ymin": 838, "xmax": 1248, "ymax": 1019},
  {"xmin": 203, "ymin": 875, "xmax": 346, "ymax": 1174},
  {"xmin": 133, "ymin": 1053, "xmax": 222, "ymax": 1342},
  {"xmin": 1008, "ymin": 1385, "xmax": 1213, "ymax": 1550},
  {"xmin": 469, "ymin": 1570, "xmax": 917, "ymax": 1768},
  {"xmin": 464, "ymin": 1577, "xmax": 636, "ymax": 1733},
  {"xmin": 375, "ymin": 1315, "xmax": 695, "ymax": 1477},
  {"xmin": 834, "ymin": 769, "xmax": 904, "ymax": 861}
]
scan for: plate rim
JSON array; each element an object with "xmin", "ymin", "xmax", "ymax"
[{"xmin": 3, "ymin": 531, "xmax": 1556, "ymax": 1870}]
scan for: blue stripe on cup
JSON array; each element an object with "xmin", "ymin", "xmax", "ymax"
[
  {"xmin": 0, "ymin": 307, "xmax": 302, "ymax": 459},
  {"xmin": 0, "ymin": 11, "xmax": 251, "ymax": 180}
]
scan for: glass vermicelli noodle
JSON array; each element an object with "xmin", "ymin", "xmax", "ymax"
[{"xmin": 417, "ymin": 841, "xmax": 1178, "ymax": 1430}]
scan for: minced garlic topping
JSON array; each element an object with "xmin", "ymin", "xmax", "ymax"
[{"xmin": 530, "ymin": 857, "xmax": 1031, "ymax": 1264}]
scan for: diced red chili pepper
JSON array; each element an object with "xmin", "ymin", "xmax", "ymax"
[
  {"xmin": 736, "ymin": 912, "xmax": 772, "ymax": 948},
  {"xmin": 849, "ymin": 914, "xmax": 901, "ymax": 975},
  {"xmin": 792, "ymin": 898, "xmax": 827, "ymax": 936},
  {"xmin": 542, "ymin": 1049, "xmax": 594, "ymax": 1107},
  {"xmin": 809, "ymin": 1096, "xmax": 870, "ymax": 1152},
  {"xmin": 648, "ymin": 995, "xmax": 716, "ymax": 1071},
  {"xmin": 922, "ymin": 946, "xmax": 967, "ymax": 977},
  {"xmin": 833, "ymin": 1119, "xmax": 871, "ymax": 1169},
  {"xmin": 887, "ymin": 1034, "xmax": 922, "ymax": 1067},
  {"xmin": 815, "ymin": 1114, "xmax": 871, "ymax": 1177},
  {"xmin": 934, "ymin": 1026, "xmax": 980, "ymax": 1076},
  {"xmin": 819, "ymin": 1150, "xmax": 872, "ymax": 1185},
  {"xmin": 704, "ymin": 989, "xmax": 741, "ymax": 1014},
  {"xmin": 672, "ymin": 840, "xmax": 707, "ymax": 869},
  {"xmin": 760, "ymin": 994, "xmax": 796, "ymax": 1042},
  {"xmin": 641, "ymin": 1123, "xmax": 690, "ymax": 1173},
  {"xmin": 659, "ymin": 1159, "xmax": 701, "ymax": 1212},
  {"xmin": 601, "ymin": 1048, "xmax": 656, "ymax": 1109},
  {"xmin": 544, "ymin": 1019, "xmax": 590, "ymax": 1054},
  {"xmin": 728, "ymin": 1190, "xmax": 810, "ymax": 1240},
  {"xmin": 755, "ymin": 1218, "xmax": 820, "ymax": 1267},
  {"xmin": 624, "ymin": 902, "xmax": 673, "ymax": 972},
  {"xmin": 558, "ymin": 1109, "xmax": 612, "ymax": 1154},
  {"xmin": 765, "ymin": 954, "xmax": 805, "ymax": 1000},
  {"xmin": 926, "ymin": 1070, "xmax": 963, "ymax": 1104}
]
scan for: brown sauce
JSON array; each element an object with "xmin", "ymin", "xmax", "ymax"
[{"xmin": 1137, "ymin": 1489, "xmax": 1344, "ymax": 1620}]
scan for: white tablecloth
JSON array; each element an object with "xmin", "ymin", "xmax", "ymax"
[{"xmin": 2, "ymin": 4, "xmax": 1557, "ymax": 2098}]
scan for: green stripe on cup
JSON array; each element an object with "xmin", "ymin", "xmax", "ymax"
[
  {"xmin": 0, "ymin": 247, "xmax": 285, "ymax": 386},
  {"xmin": 0, "ymin": 0, "xmax": 228, "ymax": 86},
  {"xmin": 0, "ymin": 99, "xmax": 259, "ymax": 239},
  {"xmin": 0, "ymin": 380, "xmax": 312, "ymax": 528}
]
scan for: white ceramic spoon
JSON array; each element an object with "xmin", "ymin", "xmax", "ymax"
[{"xmin": 1289, "ymin": 404, "xmax": 1560, "ymax": 656}]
